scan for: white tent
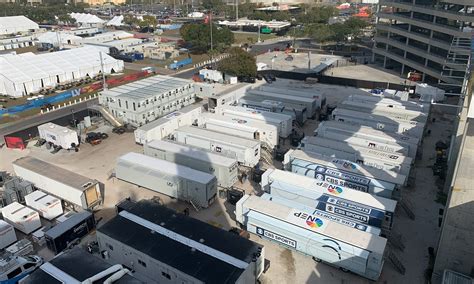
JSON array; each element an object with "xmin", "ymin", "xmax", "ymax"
[
  {"xmin": 70, "ymin": 13, "xmax": 105, "ymax": 26},
  {"xmin": 36, "ymin": 31, "xmax": 82, "ymax": 47},
  {"xmin": 107, "ymin": 15, "xmax": 124, "ymax": 27},
  {"xmin": 0, "ymin": 16, "xmax": 39, "ymax": 35},
  {"xmin": 0, "ymin": 46, "xmax": 124, "ymax": 97}
]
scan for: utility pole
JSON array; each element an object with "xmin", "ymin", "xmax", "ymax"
[
  {"xmin": 99, "ymin": 52, "xmax": 108, "ymax": 90},
  {"xmin": 257, "ymin": 21, "xmax": 261, "ymax": 43},
  {"xmin": 235, "ymin": 0, "xmax": 238, "ymax": 20},
  {"xmin": 209, "ymin": 12, "xmax": 213, "ymax": 54}
]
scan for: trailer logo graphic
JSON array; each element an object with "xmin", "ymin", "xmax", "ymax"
[
  {"xmin": 327, "ymin": 185, "xmax": 343, "ymax": 195},
  {"xmin": 291, "ymin": 211, "xmax": 325, "ymax": 230},
  {"xmin": 306, "ymin": 218, "xmax": 324, "ymax": 228},
  {"xmin": 256, "ymin": 227, "xmax": 297, "ymax": 248}
]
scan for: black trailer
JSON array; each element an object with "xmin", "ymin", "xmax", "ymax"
[{"xmin": 45, "ymin": 211, "xmax": 95, "ymax": 254}]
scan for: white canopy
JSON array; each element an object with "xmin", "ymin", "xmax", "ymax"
[
  {"xmin": 70, "ymin": 13, "xmax": 105, "ymax": 25},
  {"xmin": 107, "ymin": 15, "xmax": 124, "ymax": 27},
  {"xmin": 36, "ymin": 31, "xmax": 82, "ymax": 46},
  {"xmin": 0, "ymin": 46, "xmax": 124, "ymax": 97},
  {"xmin": 0, "ymin": 16, "xmax": 39, "ymax": 35}
]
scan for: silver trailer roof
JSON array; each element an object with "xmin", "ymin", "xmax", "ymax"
[
  {"xmin": 338, "ymin": 101, "xmax": 427, "ymax": 123},
  {"xmin": 37, "ymin": 122, "xmax": 76, "ymax": 136},
  {"xmin": 240, "ymin": 96, "xmax": 306, "ymax": 111},
  {"xmin": 176, "ymin": 126, "xmax": 260, "ymax": 148},
  {"xmin": 247, "ymin": 89, "xmax": 316, "ymax": 103},
  {"xmin": 333, "ymin": 108, "xmax": 424, "ymax": 128},
  {"xmin": 348, "ymin": 95, "xmax": 428, "ymax": 113},
  {"xmin": 137, "ymin": 103, "xmax": 203, "ymax": 132}
]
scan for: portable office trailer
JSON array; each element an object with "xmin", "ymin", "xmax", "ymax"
[
  {"xmin": 338, "ymin": 101, "xmax": 428, "ymax": 123},
  {"xmin": 215, "ymin": 105, "xmax": 293, "ymax": 138},
  {"xmin": 37, "ymin": 123, "xmax": 79, "ymax": 150},
  {"xmin": 247, "ymin": 89, "xmax": 318, "ymax": 117},
  {"xmin": 316, "ymin": 121, "xmax": 419, "ymax": 158},
  {"xmin": 332, "ymin": 108, "xmax": 425, "ymax": 139},
  {"xmin": 260, "ymin": 169, "xmax": 396, "ymax": 231},
  {"xmin": 134, "ymin": 104, "xmax": 203, "ymax": 144},
  {"xmin": 259, "ymin": 85, "xmax": 326, "ymax": 110},
  {"xmin": 116, "ymin": 152, "xmax": 217, "ymax": 208},
  {"xmin": 44, "ymin": 211, "xmax": 95, "ymax": 254},
  {"xmin": 13, "ymin": 157, "xmax": 102, "ymax": 210},
  {"xmin": 284, "ymin": 150, "xmax": 404, "ymax": 198},
  {"xmin": 1, "ymin": 202, "xmax": 41, "ymax": 234},
  {"xmin": 144, "ymin": 140, "xmax": 238, "ymax": 188},
  {"xmin": 199, "ymin": 113, "xmax": 279, "ymax": 149},
  {"xmin": 207, "ymin": 84, "xmax": 250, "ymax": 110},
  {"xmin": 236, "ymin": 195, "xmax": 387, "ymax": 281},
  {"xmin": 347, "ymin": 94, "xmax": 429, "ymax": 113},
  {"xmin": 240, "ymin": 96, "xmax": 308, "ymax": 124},
  {"xmin": 173, "ymin": 126, "xmax": 261, "ymax": 167},
  {"xmin": 24, "ymin": 191, "xmax": 63, "ymax": 221},
  {"xmin": 0, "ymin": 220, "xmax": 17, "ymax": 249}
]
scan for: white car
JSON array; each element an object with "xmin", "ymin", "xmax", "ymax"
[{"xmin": 0, "ymin": 255, "xmax": 42, "ymax": 284}]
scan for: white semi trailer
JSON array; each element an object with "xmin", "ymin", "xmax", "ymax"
[
  {"xmin": 338, "ymin": 101, "xmax": 428, "ymax": 123},
  {"xmin": 346, "ymin": 94, "xmax": 429, "ymax": 113},
  {"xmin": 246, "ymin": 89, "xmax": 318, "ymax": 117},
  {"xmin": 37, "ymin": 123, "xmax": 79, "ymax": 150}
]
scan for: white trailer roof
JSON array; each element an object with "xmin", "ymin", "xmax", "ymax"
[
  {"xmin": 38, "ymin": 122, "xmax": 76, "ymax": 137},
  {"xmin": 0, "ymin": 16, "xmax": 39, "ymax": 35},
  {"xmin": 247, "ymin": 89, "xmax": 316, "ymax": 103},
  {"xmin": 118, "ymin": 152, "xmax": 215, "ymax": 184},
  {"xmin": 25, "ymin": 190, "xmax": 59, "ymax": 207},
  {"xmin": 333, "ymin": 108, "xmax": 424, "ymax": 127},
  {"xmin": 202, "ymin": 113, "xmax": 277, "ymax": 132},
  {"xmin": 1, "ymin": 202, "xmax": 37, "ymax": 219},
  {"xmin": 218, "ymin": 105, "xmax": 292, "ymax": 122},
  {"xmin": 177, "ymin": 126, "xmax": 260, "ymax": 148},
  {"xmin": 0, "ymin": 220, "xmax": 12, "ymax": 231},
  {"xmin": 146, "ymin": 140, "xmax": 237, "ymax": 167}
]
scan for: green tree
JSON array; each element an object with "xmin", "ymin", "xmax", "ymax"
[
  {"xmin": 310, "ymin": 24, "xmax": 334, "ymax": 43},
  {"xmin": 202, "ymin": 0, "xmax": 224, "ymax": 12},
  {"xmin": 218, "ymin": 47, "xmax": 256, "ymax": 77},
  {"xmin": 141, "ymin": 15, "xmax": 157, "ymax": 27},
  {"xmin": 297, "ymin": 5, "xmax": 338, "ymax": 24},
  {"xmin": 180, "ymin": 23, "xmax": 234, "ymax": 53},
  {"xmin": 57, "ymin": 14, "xmax": 76, "ymax": 25}
]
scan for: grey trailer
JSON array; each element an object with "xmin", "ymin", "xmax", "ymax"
[
  {"xmin": 258, "ymin": 85, "xmax": 326, "ymax": 110},
  {"xmin": 144, "ymin": 140, "xmax": 238, "ymax": 188},
  {"xmin": 116, "ymin": 152, "xmax": 217, "ymax": 208},
  {"xmin": 247, "ymin": 89, "xmax": 318, "ymax": 117},
  {"xmin": 338, "ymin": 101, "xmax": 428, "ymax": 123},
  {"xmin": 346, "ymin": 94, "xmax": 429, "ymax": 113},
  {"xmin": 240, "ymin": 96, "xmax": 308, "ymax": 124}
]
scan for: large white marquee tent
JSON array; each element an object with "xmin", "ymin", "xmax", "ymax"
[
  {"xmin": 0, "ymin": 46, "xmax": 124, "ymax": 97},
  {"xmin": 70, "ymin": 13, "xmax": 105, "ymax": 26},
  {"xmin": 0, "ymin": 16, "xmax": 39, "ymax": 35}
]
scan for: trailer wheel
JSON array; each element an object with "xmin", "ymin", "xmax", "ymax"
[{"xmin": 312, "ymin": 257, "xmax": 322, "ymax": 263}]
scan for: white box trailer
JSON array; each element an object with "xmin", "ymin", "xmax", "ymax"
[
  {"xmin": 116, "ymin": 152, "xmax": 217, "ymax": 208},
  {"xmin": 316, "ymin": 121, "xmax": 419, "ymax": 157},
  {"xmin": 1, "ymin": 202, "xmax": 41, "ymax": 234},
  {"xmin": 284, "ymin": 149, "xmax": 404, "ymax": 198},
  {"xmin": 0, "ymin": 220, "xmax": 17, "ymax": 249},
  {"xmin": 332, "ymin": 108, "xmax": 425, "ymax": 139},
  {"xmin": 235, "ymin": 194, "xmax": 387, "ymax": 281},
  {"xmin": 24, "ymin": 191, "xmax": 63, "ymax": 220},
  {"xmin": 215, "ymin": 105, "xmax": 293, "ymax": 138},
  {"xmin": 173, "ymin": 126, "xmax": 261, "ymax": 167},
  {"xmin": 37, "ymin": 122, "xmax": 79, "ymax": 150},
  {"xmin": 13, "ymin": 157, "xmax": 102, "ymax": 210},
  {"xmin": 199, "ymin": 113, "xmax": 279, "ymax": 149},
  {"xmin": 261, "ymin": 168, "xmax": 397, "ymax": 232},
  {"xmin": 247, "ymin": 89, "xmax": 318, "ymax": 117},
  {"xmin": 134, "ymin": 104, "xmax": 203, "ymax": 144},
  {"xmin": 259, "ymin": 85, "xmax": 326, "ymax": 110},
  {"xmin": 144, "ymin": 140, "xmax": 238, "ymax": 188},
  {"xmin": 240, "ymin": 96, "xmax": 308, "ymax": 124},
  {"xmin": 301, "ymin": 136, "xmax": 412, "ymax": 176},
  {"xmin": 348, "ymin": 94, "xmax": 429, "ymax": 113},
  {"xmin": 338, "ymin": 101, "xmax": 428, "ymax": 123}
]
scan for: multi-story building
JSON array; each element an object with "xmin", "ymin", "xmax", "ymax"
[
  {"xmin": 98, "ymin": 75, "xmax": 196, "ymax": 127},
  {"xmin": 372, "ymin": 0, "xmax": 473, "ymax": 85}
]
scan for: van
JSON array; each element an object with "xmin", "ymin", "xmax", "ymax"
[{"xmin": 0, "ymin": 255, "xmax": 42, "ymax": 284}]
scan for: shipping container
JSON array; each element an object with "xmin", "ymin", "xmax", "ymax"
[
  {"xmin": 173, "ymin": 126, "xmax": 261, "ymax": 167},
  {"xmin": 215, "ymin": 105, "xmax": 293, "ymax": 138},
  {"xmin": 347, "ymin": 94, "xmax": 429, "ymax": 113},
  {"xmin": 144, "ymin": 140, "xmax": 238, "ymax": 188},
  {"xmin": 260, "ymin": 169, "xmax": 396, "ymax": 231},
  {"xmin": 332, "ymin": 108, "xmax": 425, "ymax": 139},
  {"xmin": 301, "ymin": 136, "xmax": 413, "ymax": 176},
  {"xmin": 240, "ymin": 96, "xmax": 308, "ymax": 124},
  {"xmin": 199, "ymin": 113, "xmax": 279, "ymax": 149},
  {"xmin": 0, "ymin": 220, "xmax": 17, "ymax": 249},
  {"xmin": 1, "ymin": 202, "xmax": 41, "ymax": 234},
  {"xmin": 259, "ymin": 85, "xmax": 326, "ymax": 110},
  {"xmin": 13, "ymin": 157, "xmax": 102, "ymax": 210},
  {"xmin": 116, "ymin": 152, "xmax": 217, "ymax": 208},
  {"xmin": 37, "ymin": 122, "xmax": 79, "ymax": 150},
  {"xmin": 338, "ymin": 101, "xmax": 428, "ymax": 123},
  {"xmin": 45, "ymin": 211, "xmax": 95, "ymax": 254},
  {"xmin": 235, "ymin": 194, "xmax": 387, "ymax": 281},
  {"xmin": 24, "ymin": 191, "xmax": 63, "ymax": 221},
  {"xmin": 134, "ymin": 104, "xmax": 203, "ymax": 145},
  {"xmin": 247, "ymin": 89, "xmax": 318, "ymax": 117},
  {"xmin": 284, "ymin": 150, "xmax": 404, "ymax": 198}
]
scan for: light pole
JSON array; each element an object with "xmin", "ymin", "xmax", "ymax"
[
  {"xmin": 257, "ymin": 21, "xmax": 261, "ymax": 43},
  {"xmin": 99, "ymin": 52, "xmax": 107, "ymax": 90},
  {"xmin": 209, "ymin": 12, "xmax": 213, "ymax": 54}
]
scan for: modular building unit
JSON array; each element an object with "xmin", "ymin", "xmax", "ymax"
[
  {"xmin": 199, "ymin": 113, "xmax": 279, "ymax": 149},
  {"xmin": 247, "ymin": 89, "xmax": 318, "ymax": 117},
  {"xmin": 236, "ymin": 195, "xmax": 387, "ymax": 281},
  {"xmin": 301, "ymin": 136, "xmax": 412, "ymax": 176},
  {"xmin": 215, "ymin": 105, "xmax": 293, "ymax": 138},
  {"xmin": 261, "ymin": 169, "xmax": 396, "ymax": 232},
  {"xmin": 37, "ymin": 123, "xmax": 79, "ymax": 150},
  {"xmin": 173, "ymin": 126, "xmax": 261, "ymax": 167},
  {"xmin": 13, "ymin": 157, "xmax": 102, "ymax": 210},
  {"xmin": 347, "ymin": 94, "xmax": 429, "ymax": 113},
  {"xmin": 134, "ymin": 104, "xmax": 203, "ymax": 145},
  {"xmin": 1, "ymin": 202, "xmax": 41, "ymax": 234},
  {"xmin": 0, "ymin": 220, "xmax": 17, "ymax": 249},
  {"xmin": 44, "ymin": 211, "xmax": 95, "ymax": 254},
  {"xmin": 284, "ymin": 150, "xmax": 404, "ymax": 198},
  {"xmin": 24, "ymin": 191, "xmax": 63, "ymax": 221},
  {"xmin": 144, "ymin": 140, "xmax": 238, "ymax": 188},
  {"xmin": 338, "ymin": 101, "xmax": 428, "ymax": 123},
  {"xmin": 258, "ymin": 85, "xmax": 326, "ymax": 110},
  {"xmin": 332, "ymin": 108, "xmax": 425, "ymax": 139},
  {"xmin": 116, "ymin": 152, "xmax": 217, "ymax": 208},
  {"xmin": 240, "ymin": 96, "xmax": 308, "ymax": 124}
]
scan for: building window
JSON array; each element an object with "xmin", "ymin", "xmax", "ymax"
[
  {"xmin": 161, "ymin": 272, "xmax": 171, "ymax": 280},
  {"xmin": 107, "ymin": 244, "xmax": 114, "ymax": 251},
  {"xmin": 118, "ymin": 99, "xmax": 122, "ymax": 108},
  {"xmin": 125, "ymin": 101, "xmax": 128, "ymax": 109},
  {"xmin": 133, "ymin": 102, "xmax": 136, "ymax": 111},
  {"xmin": 138, "ymin": 259, "xmax": 147, "ymax": 267}
]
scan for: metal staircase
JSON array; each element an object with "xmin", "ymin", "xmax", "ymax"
[
  {"xmin": 399, "ymin": 198, "xmax": 416, "ymax": 220},
  {"xmin": 189, "ymin": 198, "xmax": 202, "ymax": 212},
  {"xmin": 386, "ymin": 249, "xmax": 406, "ymax": 275},
  {"xmin": 387, "ymin": 232, "xmax": 405, "ymax": 251},
  {"xmin": 260, "ymin": 142, "xmax": 274, "ymax": 166},
  {"xmin": 89, "ymin": 105, "xmax": 123, "ymax": 127},
  {"xmin": 439, "ymin": 35, "xmax": 472, "ymax": 90}
]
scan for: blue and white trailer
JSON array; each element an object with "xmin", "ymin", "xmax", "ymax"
[
  {"xmin": 260, "ymin": 168, "xmax": 397, "ymax": 232},
  {"xmin": 283, "ymin": 149, "xmax": 404, "ymax": 199},
  {"xmin": 235, "ymin": 194, "xmax": 387, "ymax": 281}
]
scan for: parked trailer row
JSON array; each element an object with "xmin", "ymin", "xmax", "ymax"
[
  {"xmin": 37, "ymin": 122, "xmax": 79, "ymax": 150},
  {"xmin": 347, "ymin": 94, "xmax": 429, "ymax": 113},
  {"xmin": 258, "ymin": 85, "xmax": 326, "ymax": 110},
  {"xmin": 144, "ymin": 140, "xmax": 238, "ymax": 188},
  {"xmin": 1, "ymin": 202, "xmax": 41, "ymax": 234},
  {"xmin": 173, "ymin": 126, "xmax": 261, "ymax": 167},
  {"xmin": 236, "ymin": 194, "xmax": 387, "ymax": 281},
  {"xmin": 134, "ymin": 104, "xmax": 203, "ymax": 144},
  {"xmin": 24, "ymin": 191, "xmax": 63, "ymax": 221},
  {"xmin": 316, "ymin": 121, "xmax": 419, "ymax": 158},
  {"xmin": 338, "ymin": 101, "xmax": 428, "ymax": 124},
  {"xmin": 261, "ymin": 168, "xmax": 397, "ymax": 231},
  {"xmin": 239, "ymin": 96, "xmax": 308, "ymax": 124},
  {"xmin": 13, "ymin": 157, "xmax": 103, "ymax": 210},
  {"xmin": 301, "ymin": 136, "xmax": 412, "ymax": 175},
  {"xmin": 116, "ymin": 152, "xmax": 217, "ymax": 208},
  {"xmin": 199, "ymin": 112, "xmax": 279, "ymax": 149},
  {"xmin": 332, "ymin": 108, "xmax": 425, "ymax": 139},
  {"xmin": 284, "ymin": 150, "xmax": 404, "ymax": 198},
  {"xmin": 215, "ymin": 105, "xmax": 293, "ymax": 138},
  {"xmin": 247, "ymin": 89, "xmax": 318, "ymax": 118}
]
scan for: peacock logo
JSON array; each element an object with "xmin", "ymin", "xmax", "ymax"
[
  {"xmin": 306, "ymin": 218, "xmax": 324, "ymax": 228},
  {"xmin": 327, "ymin": 185, "xmax": 343, "ymax": 195}
]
